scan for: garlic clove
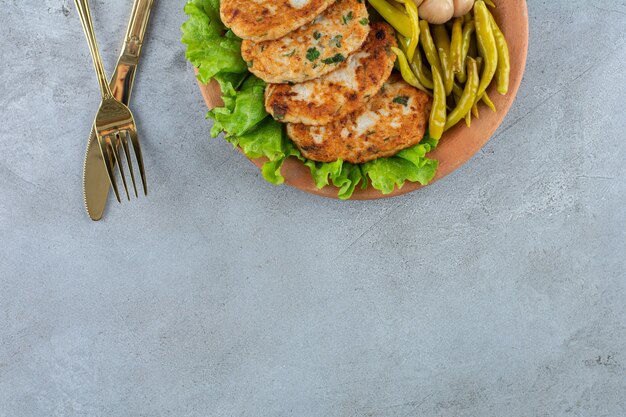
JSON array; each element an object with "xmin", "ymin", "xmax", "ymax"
[
  {"xmin": 419, "ymin": 0, "xmax": 455, "ymax": 25},
  {"xmin": 453, "ymin": 0, "xmax": 474, "ymax": 17}
]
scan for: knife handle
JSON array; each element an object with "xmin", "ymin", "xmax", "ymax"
[
  {"xmin": 120, "ymin": 0, "xmax": 154, "ymax": 61},
  {"xmin": 112, "ymin": 0, "xmax": 154, "ymax": 105}
]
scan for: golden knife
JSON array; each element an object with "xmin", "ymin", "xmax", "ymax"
[{"xmin": 83, "ymin": 0, "xmax": 154, "ymax": 221}]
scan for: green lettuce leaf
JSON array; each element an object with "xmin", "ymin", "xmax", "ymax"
[
  {"xmin": 361, "ymin": 133, "xmax": 439, "ymax": 194},
  {"xmin": 182, "ymin": 0, "xmax": 440, "ymax": 199},
  {"xmin": 227, "ymin": 118, "xmax": 282, "ymax": 161},
  {"xmin": 226, "ymin": 118, "xmax": 288, "ymax": 185},
  {"xmin": 304, "ymin": 160, "xmax": 364, "ymax": 200},
  {"xmin": 181, "ymin": 0, "xmax": 248, "ymax": 84},
  {"xmin": 209, "ymin": 76, "xmax": 269, "ymax": 137}
]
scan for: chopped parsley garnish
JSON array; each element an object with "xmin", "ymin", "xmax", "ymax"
[
  {"xmin": 330, "ymin": 34, "xmax": 343, "ymax": 48},
  {"xmin": 342, "ymin": 11, "xmax": 354, "ymax": 25},
  {"xmin": 306, "ymin": 47, "xmax": 320, "ymax": 62},
  {"xmin": 393, "ymin": 96, "xmax": 409, "ymax": 106},
  {"xmin": 321, "ymin": 53, "xmax": 346, "ymax": 65}
]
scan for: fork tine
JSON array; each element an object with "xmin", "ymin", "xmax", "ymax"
[
  {"xmin": 98, "ymin": 134, "xmax": 121, "ymax": 203},
  {"xmin": 112, "ymin": 134, "xmax": 130, "ymax": 201},
  {"xmin": 120, "ymin": 132, "xmax": 138, "ymax": 198},
  {"xmin": 128, "ymin": 127, "xmax": 147, "ymax": 195}
]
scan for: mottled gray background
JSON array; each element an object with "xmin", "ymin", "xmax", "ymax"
[{"xmin": 1, "ymin": 0, "xmax": 625, "ymax": 416}]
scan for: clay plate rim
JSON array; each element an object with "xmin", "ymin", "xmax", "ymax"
[{"xmin": 194, "ymin": 0, "xmax": 529, "ymax": 200}]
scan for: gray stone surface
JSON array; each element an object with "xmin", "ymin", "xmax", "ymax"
[{"xmin": 1, "ymin": 0, "xmax": 625, "ymax": 416}]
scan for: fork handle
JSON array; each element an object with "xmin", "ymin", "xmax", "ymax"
[{"xmin": 74, "ymin": 0, "xmax": 114, "ymax": 100}]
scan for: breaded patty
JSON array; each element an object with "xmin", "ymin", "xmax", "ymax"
[
  {"xmin": 220, "ymin": 0, "xmax": 337, "ymax": 42},
  {"xmin": 286, "ymin": 75, "xmax": 432, "ymax": 163},
  {"xmin": 265, "ymin": 23, "xmax": 396, "ymax": 125},
  {"xmin": 241, "ymin": 0, "xmax": 369, "ymax": 84}
]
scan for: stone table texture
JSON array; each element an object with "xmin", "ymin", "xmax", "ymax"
[{"xmin": 1, "ymin": 1, "xmax": 625, "ymax": 416}]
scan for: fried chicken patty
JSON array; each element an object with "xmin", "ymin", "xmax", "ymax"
[
  {"xmin": 220, "ymin": 0, "xmax": 337, "ymax": 42},
  {"xmin": 286, "ymin": 75, "xmax": 433, "ymax": 163},
  {"xmin": 241, "ymin": 0, "xmax": 369, "ymax": 84},
  {"xmin": 265, "ymin": 23, "xmax": 396, "ymax": 125}
]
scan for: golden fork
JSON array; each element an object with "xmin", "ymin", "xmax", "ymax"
[{"xmin": 74, "ymin": 0, "xmax": 147, "ymax": 202}]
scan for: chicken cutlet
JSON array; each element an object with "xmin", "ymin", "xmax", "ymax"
[
  {"xmin": 286, "ymin": 75, "xmax": 432, "ymax": 163},
  {"xmin": 220, "ymin": 0, "xmax": 337, "ymax": 42},
  {"xmin": 265, "ymin": 23, "xmax": 396, "ymax": 125},
  {"xmin": 241, "ymin": 0, "xmax": 369, "ymax": 84}
]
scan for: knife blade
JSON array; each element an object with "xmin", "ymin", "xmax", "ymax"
[{"xmin": 83, "ymin": 0, "xmax": 154, "ymax": 221}]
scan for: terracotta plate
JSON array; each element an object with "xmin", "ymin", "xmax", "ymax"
[{"xmin": 196, "ymin": 0, "xmax": 529, "ymax": 200}]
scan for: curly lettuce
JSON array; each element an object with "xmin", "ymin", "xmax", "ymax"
[
  {"xmin": 181, "ymin": 0, "xmax": 247, "ymax": 86},
  {"xmin": 182, "ymin": 0, "xmax": 440, "ymax": 199}
]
